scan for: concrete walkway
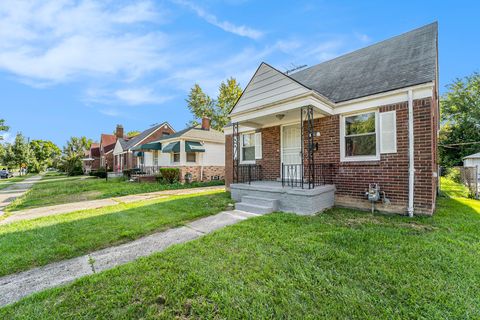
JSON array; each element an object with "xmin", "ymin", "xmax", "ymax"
[
  {"xmin": 0, "ymin": 185, "xmax": 225, "ymax": 225},
  {"xmin": 0, "ymin": 175, "xmax": 42, "ymax": 217},
  {"xmin": 0, "ymin": 209, "xmax": 258, "ymax": 307}
]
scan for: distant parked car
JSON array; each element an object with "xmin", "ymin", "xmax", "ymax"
[{"xmin": 0, "ymin": 168, "xmax": 13, "ymax": 179}]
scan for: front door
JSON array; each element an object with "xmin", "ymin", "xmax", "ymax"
[{"xmin": 281, "ymin": 123, "xmax": 302, "ymax": 180}]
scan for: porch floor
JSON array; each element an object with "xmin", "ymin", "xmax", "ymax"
[{"xmin": 230, "ymin": 181, "xmax": 336, "ymax": 215}]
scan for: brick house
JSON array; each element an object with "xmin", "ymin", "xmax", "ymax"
[
  {"xmin": 112, "ymin": 122, "xmax": 175, "ymax": 172},
  {"xmin": 225, "ymin": 23, "xmax": 439, "ymax": 216},
  {"xmin": 99, "ymin": 128, "xmax": 120, "ymax": 171},
  {"xmin": 82, "ymin": 143, "xmax": 100, "ymax": 173},
  {"xmin": 131, "ymin": 118, "xmax": 225, "ymax": 182}
]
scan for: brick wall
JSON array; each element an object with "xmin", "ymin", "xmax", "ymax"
[
  {"xmin": 225, "ymin": 97, "xmax": 437, "ymax": 215},
  {"xmin": 162, "ymin": 165, "xmax": 225, "ymax": 182}
]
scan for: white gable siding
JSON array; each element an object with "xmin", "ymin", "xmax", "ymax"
[
  {"xmin": 464, "ymin": 158, "xmax": 480, "ymax": 167},
  {"xmin": 113, "ymin": 140, "xmax": 124, "ymax": 155},
  {"xmin": 231, "ymin": 63, "xmax": 310, "ymax": 115}
]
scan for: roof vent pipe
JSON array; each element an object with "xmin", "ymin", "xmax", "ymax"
[{"xmin": 407, "ymin": 89, "xmax": 415, "ymax": 217}]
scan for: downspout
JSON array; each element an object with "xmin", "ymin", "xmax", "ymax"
[{"xmin": 408, "ymin": 89, "xmax": 415, "ymax": 217}]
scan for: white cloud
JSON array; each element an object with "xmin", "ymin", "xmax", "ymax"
[
  {"xmin": 114, "ymin": 88, "xmax": 173, "ymax": 105},
  {"xmin": 172, "ymin": 0, "xmax": 263, "ymax": 40},
  {"xmin": 354, "ymin": 32, "xmax": 371, "ymax": 43},
  {"xmin": 85, "ymin": 87, "xmax": 173, "ymax": 106},
  {"xmin": 0, "ymin": 0, "xmax": 169, "ymax": 84}
]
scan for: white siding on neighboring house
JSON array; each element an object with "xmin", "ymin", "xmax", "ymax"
[
  {"xmin": 231, "ymin": 63, "xmax": 310, "ymax": 115},
  {"xmin": 464, "ymin": 158, "xmax": 480, "ymax": 167},
  {"xmin": 202, "ymin": 142, "xmax": 225, "ymax": 166}
]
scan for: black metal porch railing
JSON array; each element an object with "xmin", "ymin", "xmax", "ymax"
[
  {"xmin": 132, "ymin": 166, "xmax": 161, "ymax": 176},
  {"xmin": 282, "ymin": 163, "xmax": 336, "ymax": 188},
  {"xmin": 235, "ymin": 164, "xmax": 262, "ymax": 184}
]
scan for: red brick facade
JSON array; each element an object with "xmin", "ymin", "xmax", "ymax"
[{"xmin": 226, "ymin": 97, "xmax": 438, "ymax": 215}]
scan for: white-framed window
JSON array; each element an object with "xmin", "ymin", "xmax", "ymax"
[
  {"xmin": 153, "ymin": 150, "xmax": 159, "ymax": 164},
  {"xmin": 241, "ymin": 132, "xmax": 255, "ymax": 163},
  {"xmin": 240, "ymin": 132, "xmax": 262, "ymax": 164},
  {"xmin": 340, "ymin": 110, "xmax": 380, "ymax": 162},
  {"xmin": 186, "ymin": 152, "xmax": 196, "ymax": 162},
  {"xmin": 172, "ymin": 152, "xmax": 180, "ymax": 163},
  {"xmin": 380, "ymin": 111, "xmax": 397, "ymax": 154}
]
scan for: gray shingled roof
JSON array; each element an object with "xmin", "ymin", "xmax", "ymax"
[
  {"xmin": 289, "ymin": 22, "xmax": 438, "ymax": 103},
  {"xmin": 123, "ymin": 122, "xmax": 172, "ymax": 150}
]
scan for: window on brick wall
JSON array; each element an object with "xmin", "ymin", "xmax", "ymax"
[
  {"xmin": 340, "ymin": 111, "xmax": 380, "ymax": 161},
  {"xmin": 241, "ymin": 133, "xmax": 255, "ymax": 163},
  {"xmin": 240, "ymin": 132, "xmax": 262, "ymax": 163}
]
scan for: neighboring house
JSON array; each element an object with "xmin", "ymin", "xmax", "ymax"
[
  {"xmin": 225, "ymin": 23, "xmax": 439, "ymax": 216},
  {"xmin": 99, "ymin": 126, "xmax": 121, "ymax": 170},
  {"xmin": 135, "ymin": 117, "xmax": 225, "ymax": 182},
  {"xmin": 463, "ymin": 152, "xmax": 480, "ymax": 168},
  {"xmin": 82, "ymin": 143, "xmax": 100, "ymax": 173},
  {"xmin": 113, "ymin": 122, "xmax": 175, "ymax": 172}
]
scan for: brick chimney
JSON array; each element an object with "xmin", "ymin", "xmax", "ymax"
[
  {"xmin": 201, "ymin": 117, "xmax": 211, "ymax": 130},
  {"xmin": 115, "ymin": 124, "xmax": 124, "ymax": 138}
]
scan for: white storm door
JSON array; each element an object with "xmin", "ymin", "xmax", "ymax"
[{"xmin": 281, "ymin": 123, "xmax": 302, "ymax": 179}]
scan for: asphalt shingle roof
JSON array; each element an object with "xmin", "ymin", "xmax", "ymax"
[
  {"xmin": 123, "ymin": 122, "xmax": 172, "ymax": 150},
  {"xmin": 289, "ymin": 22, "xmax": 438, "ymax": 103}
]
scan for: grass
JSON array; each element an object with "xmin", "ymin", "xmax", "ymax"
[
  {"xmin": 6, "ymin": 172, "xmax": 225, "ymax": 212},
  {"xmin": 0, "ymin": 178, "xmax": 478, "ymax": 318},
  {"xmin": 0, "ymin": 190, "xmax": 230, "ymax": 277},
  {"xmin": 0, "ymin": 174, "xmax": 34, "ymax": 190}
]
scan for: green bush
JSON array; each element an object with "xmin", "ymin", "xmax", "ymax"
[
  {"xmin": 156, "ymin": 168, "xmax": 180, "ymax": 184},
  {"xmin": 90, "ymin": 169, "xmax": 107, "ymax": 179},
  {"xmin": 445, "ymin": 167, "xmax": 462, "ymax": 184}
]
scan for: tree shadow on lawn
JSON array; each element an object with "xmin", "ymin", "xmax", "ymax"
[{"xmin": 0, "ymin": 192, "xmax": 230, "ymax": 277}]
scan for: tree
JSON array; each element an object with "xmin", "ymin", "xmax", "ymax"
[
  {"xmin": 186, "ymin": 78, "xmax": 242, "ymax": 131},
  {"xmin": 0, "ymin": 119, "xmax": 9, "ymax": 141},
  {"xmin": 440, "ymin": 72, "xmax": 480, "ymax": 167},
  {"xmin": 30, "ymin": 140, "xmax": 61, "ymax": 171},
  {"xmin": 10, "ymin": 133, "xmax": 35, "ymax": 170},
  {"xmin": 63, "ymin": 136, "xmax": 92, "ymax": 158},
  {"xmin": 126, "ymin": 131, "xmax": 141, "ymax": 138},
  {"xmin": 61, "ymin": 136, "xmax": 93, "ymax": 175},
  {"xmin": 186, "ymin": 84, "xmax": 215, "ymax": 127},
  {"xmin": 216, "ymin": 78, "xmax": 243, "ymax": 130}
]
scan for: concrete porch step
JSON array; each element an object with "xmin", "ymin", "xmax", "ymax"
[
  {"xmin": 235, "ymin": 202, "xmax": 274, "ymax": 215},
  {"xmin": 241, "ymin": 196, "xmax": 279, "ymax": 210}
]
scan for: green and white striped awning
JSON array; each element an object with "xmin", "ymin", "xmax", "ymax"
[
  {"xmin": 185, "ymin": 141, "xmax": 205, "ymax": 152},
  {"xmin": 131, "ymin": 142, "xmax": 162, "ymax": 151},
  {"xmin": 162, "ymin": 141, "xmax": 180, "ymax": 153}
]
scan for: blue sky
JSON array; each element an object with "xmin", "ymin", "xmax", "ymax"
[{"xmin": 0, "ymin": 0, "xmax": 478, "ymax": 146}]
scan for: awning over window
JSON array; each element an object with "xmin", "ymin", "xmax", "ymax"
[
  {"xmin": 133, "ymin": 151, "xmax": 144, "ymax": 157},
  {"xmin": 131, "ymin": 142, "xmax": 162, "ymax": 151},
  {"xmin": 162, "ymin": 141, "xmax": 180, "ymax": 153},
  {"xmin": 185, "ymin": 141, "xmax": 205, "ymax": 152}
]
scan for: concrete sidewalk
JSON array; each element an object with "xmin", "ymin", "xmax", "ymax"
[
  {"xmin": 0, "ymin": 209, "xmax": 258, "ymax": 307},
  {"xmin": 0, "ymin": 185, "xmax": 225, "ymax": 225},
  {"xmin": 0, "ymin": 175, "xmax": 43, "ymax": 217}
]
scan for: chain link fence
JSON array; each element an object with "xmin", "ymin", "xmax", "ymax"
[{"xmin": 440, "ymin": 166, "xmax": 479, "ymax": 199}]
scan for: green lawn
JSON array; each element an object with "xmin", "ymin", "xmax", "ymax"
[
  {"xmin": 6, "ymin": 172, "xmax": 224, "ymax": 212},
  {"xmin": 0, "ymin": 174, "xmax": 34, "ymax": 190},
  {"xmin": 1, "ymin": 178, "xmax": 478, "ymax": 318},
  {"xmin": 0, "ymin": 190, "xmax": 230, "ymax": 277}
]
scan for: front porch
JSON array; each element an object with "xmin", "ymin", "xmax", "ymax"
[{"xmin": 231, "ymin": 180, "xmax": 335, "ymax": 215}]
